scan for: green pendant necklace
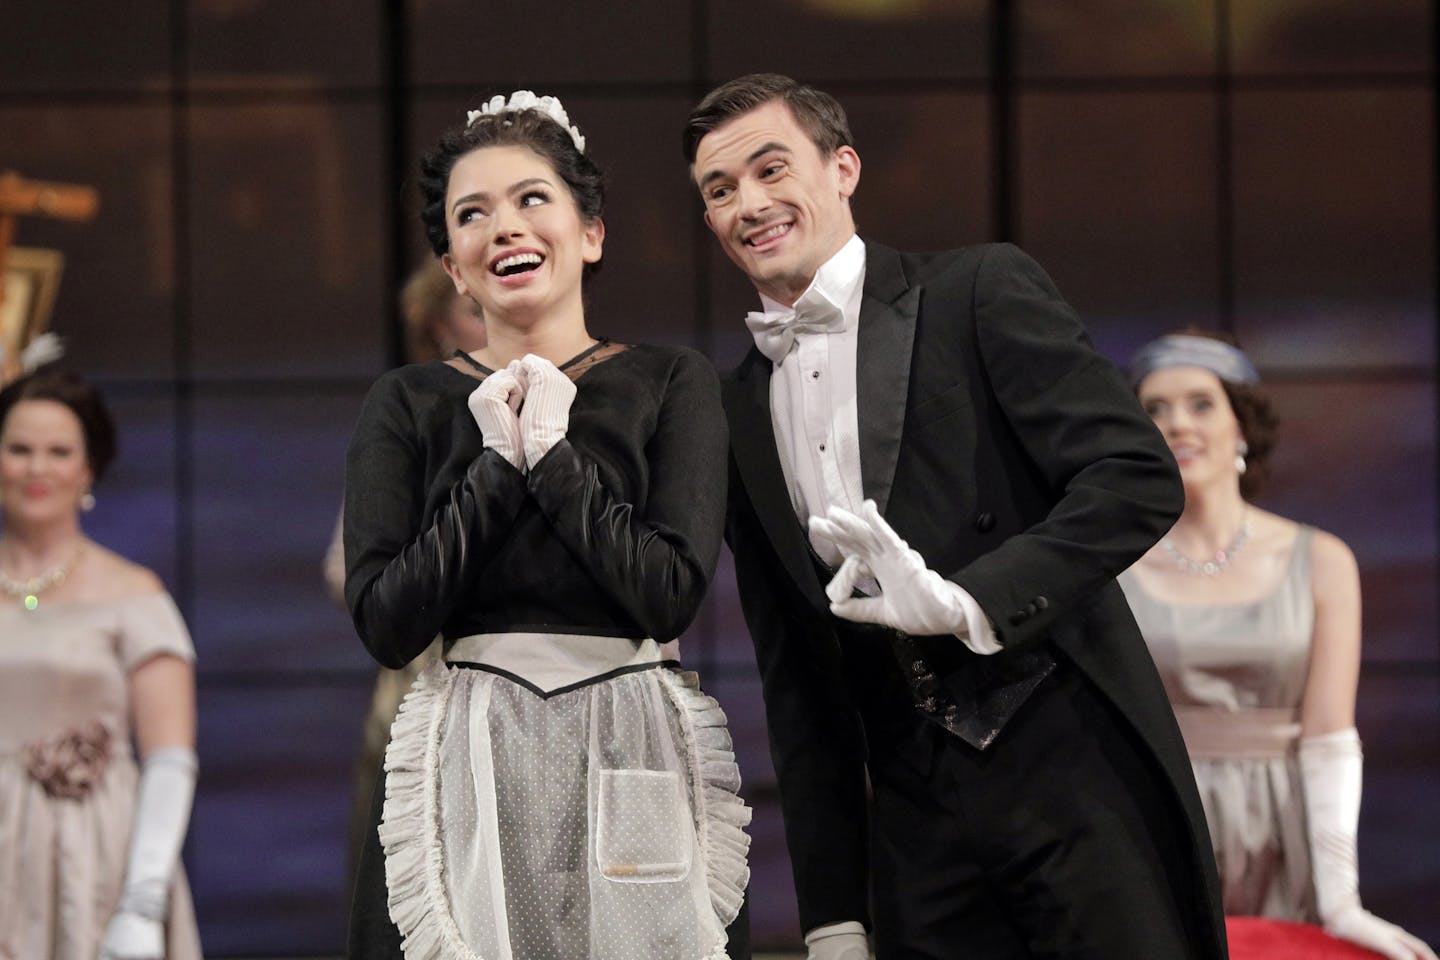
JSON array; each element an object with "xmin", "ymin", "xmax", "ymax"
[{"xmin": 0, "ymin": 545, "xmax": 84, "ymax": 611}]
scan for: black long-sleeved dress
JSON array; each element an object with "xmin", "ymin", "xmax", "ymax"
[{"xmin": 343, "ymin": 342, "xmax": 748, "ymax": 960}]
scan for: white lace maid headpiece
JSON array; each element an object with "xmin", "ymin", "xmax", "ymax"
[{"xmin": 467, "ymin": 90, "xmax": 587, "ymax": 154}]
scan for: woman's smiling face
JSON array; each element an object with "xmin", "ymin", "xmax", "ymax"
[
  {"xmin": 440, "ymin": 145, "xmax": 603, "ymax": 324},
  {"xmin": 1138, "ymin": 365, "xmax": 1245, "ymax": 495},
  {"xmin": 0, "ymin": 399, "xmax": 93, "ymax": 529}
]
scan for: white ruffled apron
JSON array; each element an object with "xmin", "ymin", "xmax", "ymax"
[{"xmin": 379, "ymin": 632, "xmax": 751, "ymax": 960}]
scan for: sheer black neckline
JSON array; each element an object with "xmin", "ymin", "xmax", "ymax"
[{"xmin": 452, "ymin": 338, "xmax": 611, "ymax": 376}]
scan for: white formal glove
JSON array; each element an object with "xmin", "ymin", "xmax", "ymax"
[
  {"xmin": 516, "ymin": 353, "xmax": 576, "ymax": 469},
  {"xmin": 809, "ymin": 500, "xmax": 1003, "ymax": 655},
  {"xmin": 467, "ymin": 366, "xmax": 526, "ymax": 470},
  {"xmin": 805, "ymin": 921, "xmax": 870, "ymax": 960},
  {"xmin": 101, "ymin": 913, "xmax": 162, "ymax": 960},
  {"xmin": 1299, "ymin": 728, "xmax": 1438, "ymax": 960},
  {"xmin": 100, "ymin": 746, "xmax": 198, "ymax": 960},
  {"xmin": 21, "ymin": 331, "xmax": 67, "ymax": 372}
]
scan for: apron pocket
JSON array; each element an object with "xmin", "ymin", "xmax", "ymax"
[{"xmin": 595, "ymin": 769, "xmax": 691, "ymax": 883}]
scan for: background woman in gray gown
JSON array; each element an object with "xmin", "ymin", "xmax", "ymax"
[
  {"xmin": 1118, "ymin": 331, "xmax": 1435, "ymax": 960},
  {"xmin": 0, "ymin": 369, "xmax": 200, "ymax": 960}
]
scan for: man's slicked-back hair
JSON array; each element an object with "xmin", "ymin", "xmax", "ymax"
[{"xmin": 682, "ymin": 73, "xmax": 854, "ymax": 166}]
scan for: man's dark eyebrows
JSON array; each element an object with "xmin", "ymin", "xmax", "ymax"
[
  {"xmin": 698, "ymin": 142, "xmax": 793, "ymax": 189},
  {"xmin": 746, "ymin": 141, "xmax": 791, "ymax": 164}
]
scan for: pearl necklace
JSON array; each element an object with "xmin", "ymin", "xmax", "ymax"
[
  {"xmin": 0, "ymin": 545, "xmax": 84, "ymax": 611},
  {"xmin": 1160, "ymin": 514, "xmax": 1251, "ymax": 577}
]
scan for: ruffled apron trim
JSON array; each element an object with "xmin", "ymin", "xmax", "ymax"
[
  {"xmin": 379, "ymin": 637, "xmax": 751, "ymax": 960},
  {"xmin": 377, "ymin": 659, "xmax": 478, "ymax": 960},
  {"xmin": 658, "ymin": 669, "xmax": 753, "ymax": 930}
]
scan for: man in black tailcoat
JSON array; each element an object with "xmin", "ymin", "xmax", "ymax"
[{"xmin": 684, "ymin": 73, "xmax": 1227, "ymax": 960}]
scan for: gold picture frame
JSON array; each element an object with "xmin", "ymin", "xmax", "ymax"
[{"xmin": 1, "ymin": 246, "xmax": 65, "ymax": 382}]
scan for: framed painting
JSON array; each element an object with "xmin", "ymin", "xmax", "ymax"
[{"xmin": 1, "ymin": 246, "xmax": 65, "ymax": 382}]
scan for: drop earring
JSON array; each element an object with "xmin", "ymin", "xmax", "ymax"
[
  {"xmin": 80, "ymin": 491, "xmax": 96, "ymax": 512},
  {"xmin": 1235, "ymin": 440, "xmax": 1249, "ymax": 476}
]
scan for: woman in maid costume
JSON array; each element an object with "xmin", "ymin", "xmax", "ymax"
[{"xmin": 343, "ymin": 92, "xmax": 750, "ymax": 960}]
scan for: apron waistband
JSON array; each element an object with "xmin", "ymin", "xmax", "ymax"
[{"xmin": 445, "ymin": 632, "xmax": 680, "ymax": 697}]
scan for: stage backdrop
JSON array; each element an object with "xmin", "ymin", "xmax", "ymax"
[{"xmin": 1, "ymin": 0, "xmax": 1434, "ymax": 954}]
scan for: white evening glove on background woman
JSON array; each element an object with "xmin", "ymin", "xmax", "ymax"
[
  {"xmin": 100, "ymin": 746, "xmax": 198, "ymax": 960},
  {"xmin": 467, "ymin": 366, "xmax": 526, "ymax": 471},
  {"xmin": 516, "ymin": 353, "xmax": 577, "ymax": 470},
  {"xmin": 1299, "ymin": 728, "xmax": 1438, "ymax": 960},
  {"xmin": 805, "ymin": 922, "xmax": 870, "ymax": 960}
]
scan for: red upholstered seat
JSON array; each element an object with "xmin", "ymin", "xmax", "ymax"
[{"xmin": 1226, "ymin": 917, "xmax": 1388, "ymax": 960}]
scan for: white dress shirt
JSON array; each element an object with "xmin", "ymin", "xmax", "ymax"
[{"xmin": 751, "ymin": 234, "xmax": 998, "ymax": 651}]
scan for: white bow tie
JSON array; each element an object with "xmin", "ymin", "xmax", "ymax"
[{"xmin": 745, "ymin": 292, "xmax": 846, "ymax": 365}]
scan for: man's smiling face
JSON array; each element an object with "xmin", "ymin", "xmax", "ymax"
[{"xmin": 692, "ymin": 99, "xmax": 860, "ymax": 306}]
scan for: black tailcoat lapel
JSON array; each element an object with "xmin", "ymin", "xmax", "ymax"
[{"xmin": 855, "ymin": 243, "xmax": 919, "ymax": 517}]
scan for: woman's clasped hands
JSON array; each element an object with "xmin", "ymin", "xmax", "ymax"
[{"xmin": 467, "ymin": 353, "xmax": 577, "ymax": 472}]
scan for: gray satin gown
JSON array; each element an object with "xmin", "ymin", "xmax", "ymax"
[{"xmin": 1119, "ymin": 526, "xmax": 1318, "ymax": 921}]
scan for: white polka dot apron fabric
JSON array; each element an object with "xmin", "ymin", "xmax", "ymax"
[{"xmin": 379, "ymin": 634, "xmax": 750, "ymax": 960}]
